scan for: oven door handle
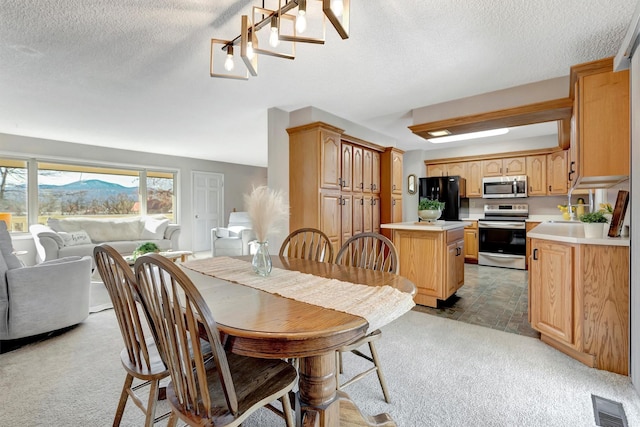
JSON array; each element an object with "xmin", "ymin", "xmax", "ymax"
[{"xmin": 478, "ymin": 221, "xmax": 526, "ymax": 229}]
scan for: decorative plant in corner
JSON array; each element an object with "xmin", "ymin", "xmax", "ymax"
[
  {"xmin": 132, "ymin": 242, "xmax": 160, "ymax": 260},
  {"xmin": 245, "ymin": 186, "xmax": 290, "ymax": 276}
]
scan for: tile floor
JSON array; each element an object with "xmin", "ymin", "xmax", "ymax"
[{"xmin": 412, "ymin": 264, "xmax": 540, "ymax": 338}]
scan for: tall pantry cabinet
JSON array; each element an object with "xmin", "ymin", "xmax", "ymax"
[{"xmin": 288, "ymin": 122, "xmax": 402, "ymax": 255}]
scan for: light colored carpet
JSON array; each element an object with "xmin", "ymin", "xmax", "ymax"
[{"xmin": 1, "ymin": 309, "xmax": 639, "ymax": 426}]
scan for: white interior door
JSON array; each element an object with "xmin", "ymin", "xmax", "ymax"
[{"xmin": 192, "ymin": 171, "xmax": 223, "ymax": 252}]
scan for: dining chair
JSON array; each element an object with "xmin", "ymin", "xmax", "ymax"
[
  {"xmin": 333, "ymin": 232, "xmax": 398, "ymax": 403},
  {"xmin": 279, "ymin": 227, "xmax": 334, "ymax": 263},
  {"xmin": 93, "ymin": 244, "xmax": 170, "ymax": 427},
  {"xmin": 133, "ymin": 253, "xmax": 297, "ymax": 427}
]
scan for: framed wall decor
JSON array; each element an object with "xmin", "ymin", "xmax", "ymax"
[{"xmin": 407, "ymin": 174, "xmax": 417, "ymax": 194}]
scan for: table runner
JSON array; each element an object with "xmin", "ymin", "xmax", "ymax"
[{"xmin": 182, "ymin": 257, "xmax": 415, "ymax": 334}]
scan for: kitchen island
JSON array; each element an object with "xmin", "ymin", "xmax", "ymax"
[
  {"xmin": 527, "ymin": 221, "xmax": 629, "ymax": 374},
  {"xmin": 381, "ymin": 221, "xmax": 468, "ymax": 307}
]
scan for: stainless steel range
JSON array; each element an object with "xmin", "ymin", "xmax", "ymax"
[{"xmin": 478, "ymin": 203, "xmax": 529, "ymax": 270}]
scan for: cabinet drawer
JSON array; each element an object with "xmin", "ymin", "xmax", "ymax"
[{"xmin": 447, "ymin": 228, "xmax": 464, "ymax": 243}]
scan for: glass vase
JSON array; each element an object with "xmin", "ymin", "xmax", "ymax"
[{"xmin": 251, "ymin": 241, "xmax": 272, "ymax": 277}]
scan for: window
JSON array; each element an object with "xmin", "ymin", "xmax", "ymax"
[
  {"xmin": 0, "ymin": 158, "xmax": 177, "ymax": 232},
  {"xmin": 147, "ymin": 171, "xmax": 176, "ymax": 221},
  {"xmin": 38, "ymin": 162, "xmax": 141, "ymax": 221},
  {"xmin": 0, "ymin": 159, "xmax": 28, "ymax": 232}
]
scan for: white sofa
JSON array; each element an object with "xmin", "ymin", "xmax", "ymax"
[
  {"xmin": 30, "ymin": 216, "xmax": 180, "ymax": 264},
  {"xmin": 211, "ymin": 211, "xmax": 255, "ymax": 257}
]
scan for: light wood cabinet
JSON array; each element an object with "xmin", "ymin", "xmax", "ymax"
[
  {"xmin": 465, "ymin": 161, "xmax": 483, "ymax": 197},
  {"xmin": 526, "ymin": 155, "xmax": 547, "ymax": 196},
  {"xmin": 426, "ymin": 164, "xmax": 447, "ymax": 177},
  {"xmin": 446, "ymin": 233, "xmax": 465, "ymax": 296},
  {"xmin": 341, "ymin": 194, "xmax": 352, "ymax": 245},
  {"xmin": 341, "ymin": 143, "xmax": 353, "ymax": 192},
  {"xmin": 546, "ymin": 150, "xmax": 568, "ymax": 195},
  {"xmin": 362, "ymin": 149, "xmax": 373, "ymax": 193},
  {"xmin": 352, "ymin": 145, "xmax": 363, "ymax": 192},
  {"xmin": 529, "ymin": 240, "xmax": 574, "ymax": 344},
  {"xmin": 569, "ymin": 57, "xmax": 630, "ymax": 188},
  {"xmin": 380, "ymin": 147, "xmax": 404, "ymax": 239},
  {"xmin": 372, "ymin": 151, "xmax": 381, "ymax": 194},
  {"xmin": 391, "ymin": 150, "xmax": 403, "ymax": 195},
  {"xmin": 463, "ymin": 221, "xmax": 478, "ymax": 262},
  {"xmin": 445, "ymin": 162, "xmax": 467, "ymax": 178},
  {"xmin": 392, "ymin": 227, "xmax": 465, "ymax": 308},
  {"xmin": 525, "ymin": 221, "xmax": 540, "ymax": 270},
  {"xmin": 320, "ymin": 189, "xmax": 342, "ymax": 250},
  {"xmin": 483, "ymin": 157, "xmax": 526, "ymax": 177},
  {"xmin": 528, "ymin": 237, "xmax": 629, "ymax": 375},
  {"xmin": 288, "ymin": 122, "xmax": 388, "ymax": 255}
]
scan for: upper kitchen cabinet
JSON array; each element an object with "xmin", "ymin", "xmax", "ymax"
[
  {"xmin": 465, "ymin": 161, "xmax": 483, "ymax": 197},
  {"xmin": 482, "ymin": 157, "xmax": 526, "ymax": 177},
  {"xmin": 569, "ymin": 57, "xmax": 630, "ymax": 188},
  {"xmin": 546, "ymin": 150, "xmax": 569, "ymax": 195},
  {"xmin": 525, "ymin": 150, "xmax": 569, "ymax": 196},
  {"xmin": 427, "ymin": 162, "xmax": 467, "ymax": 178},
  {"xmin": 526, "ymin": 155, "xmax": 547, "ymax": 196}
]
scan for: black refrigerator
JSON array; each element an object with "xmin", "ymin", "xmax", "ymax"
[{"xmin": 419, "ymin": 176, "xmax": 466, "ymax": 221}]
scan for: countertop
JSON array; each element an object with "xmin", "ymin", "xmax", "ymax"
[
  {"xmin": 461, "ymin": 215, "xmax": 569, "ymax": 223},
  {"xmin": 527, "ymin": 222, "xmax": 630, "ymax": 247},
  {"xmin": 381, "ymin": 221, "xmax": 469, "ymax": 231}
]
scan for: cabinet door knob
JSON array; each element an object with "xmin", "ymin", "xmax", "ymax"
[
  {"xmin": 533, "ymin": 248, "xmax": 538, "ymax": 260},
  {"xmin": 548, "ymin": 185, "xmax": 552, "ymax": 192}
]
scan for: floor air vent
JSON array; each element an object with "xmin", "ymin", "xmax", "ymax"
[{"xmin": 592, "ymin": 394, "xmax": 628, "ymax": 427}]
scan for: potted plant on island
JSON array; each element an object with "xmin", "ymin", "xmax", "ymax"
[
  {"xmin": 418, "ymin": 198, "xmax": 445, "ymax": 223},
  {"xmin": 579, "ymin": 211, "xmax": 608, "ymax": 239}
]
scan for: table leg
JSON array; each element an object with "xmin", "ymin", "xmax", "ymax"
[{"xmin": 297, "ymin": 353, "xmax": 396, "ymax": 427}]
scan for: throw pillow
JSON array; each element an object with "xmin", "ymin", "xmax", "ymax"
[
  {"xmin": 141, "ymin": 217, "xmax": 170, "ymax": 240},
  {"xmin": 59, "ymin": 230, "xmax": 93, "ymax": 247}
]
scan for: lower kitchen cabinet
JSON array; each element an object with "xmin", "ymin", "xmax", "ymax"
[
  {"xmin": 391, "ymin": 227, "xmax": 465, "ymax": 308},
  {"xmin": 463, "ymin": 220, "xmax": 478, "ymax": 263},
  {"xmin": 524, "ymin": 221, "xmax": 540, "ymax": 270},
  {"xmin": 529, "ymin": 237, "xmax": 629, "ymax": 375}
]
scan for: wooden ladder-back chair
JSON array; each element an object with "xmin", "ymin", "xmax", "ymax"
[
  {"xmin": 333, "ymin": 232, "xmax": 399, "ymax": 403},
  {"xmin": 133, "ymin": 254, "xmax": 297, "ymax": 427},
  {"xmin": 279, "ymin": 227, "xmax": 334, "ymax": 263},
  {"xmin": 93, "ymin": 244, "xmax": 170, "ymax": 427}
]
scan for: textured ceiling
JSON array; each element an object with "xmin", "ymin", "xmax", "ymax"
[{"xmin": 0, "ymin": 0, "xmax": 636, "ymax": 166}]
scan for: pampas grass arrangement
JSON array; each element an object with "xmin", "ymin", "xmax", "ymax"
[{"xmin": 244, "ymin": 186, "xmax": 289, "ymax": 243}]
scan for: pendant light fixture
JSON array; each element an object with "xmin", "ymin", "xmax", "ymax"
[{"xmin": 210, "ymin": 0, "xmax": 350, "ymax": 80}]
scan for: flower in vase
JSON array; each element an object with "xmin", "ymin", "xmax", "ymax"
[{"xmin": 244, "ymin": 186, "xmax": 290, "ymax": 243}]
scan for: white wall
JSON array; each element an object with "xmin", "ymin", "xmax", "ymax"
[{"xmin": 1, "ymin": 133, "xmax": 267, "ymax": 264}]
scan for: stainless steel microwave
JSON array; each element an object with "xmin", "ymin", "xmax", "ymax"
[{"xmin": 482, "ymin": 176, "xmax": 528, "ymax": 198}]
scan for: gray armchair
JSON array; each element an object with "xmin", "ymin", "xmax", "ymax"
[
  {"xmin": 211, "ymin": 211, "xmax": 256, "ymax": 257},
  {"xmin": 0, "ymin": 222, "xmax": 92, "ymax": 340}
]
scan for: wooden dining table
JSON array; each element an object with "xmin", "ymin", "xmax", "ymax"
[{"xmin": 180, "ymin": 255, "xmax": 416, "ymax": 427}]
